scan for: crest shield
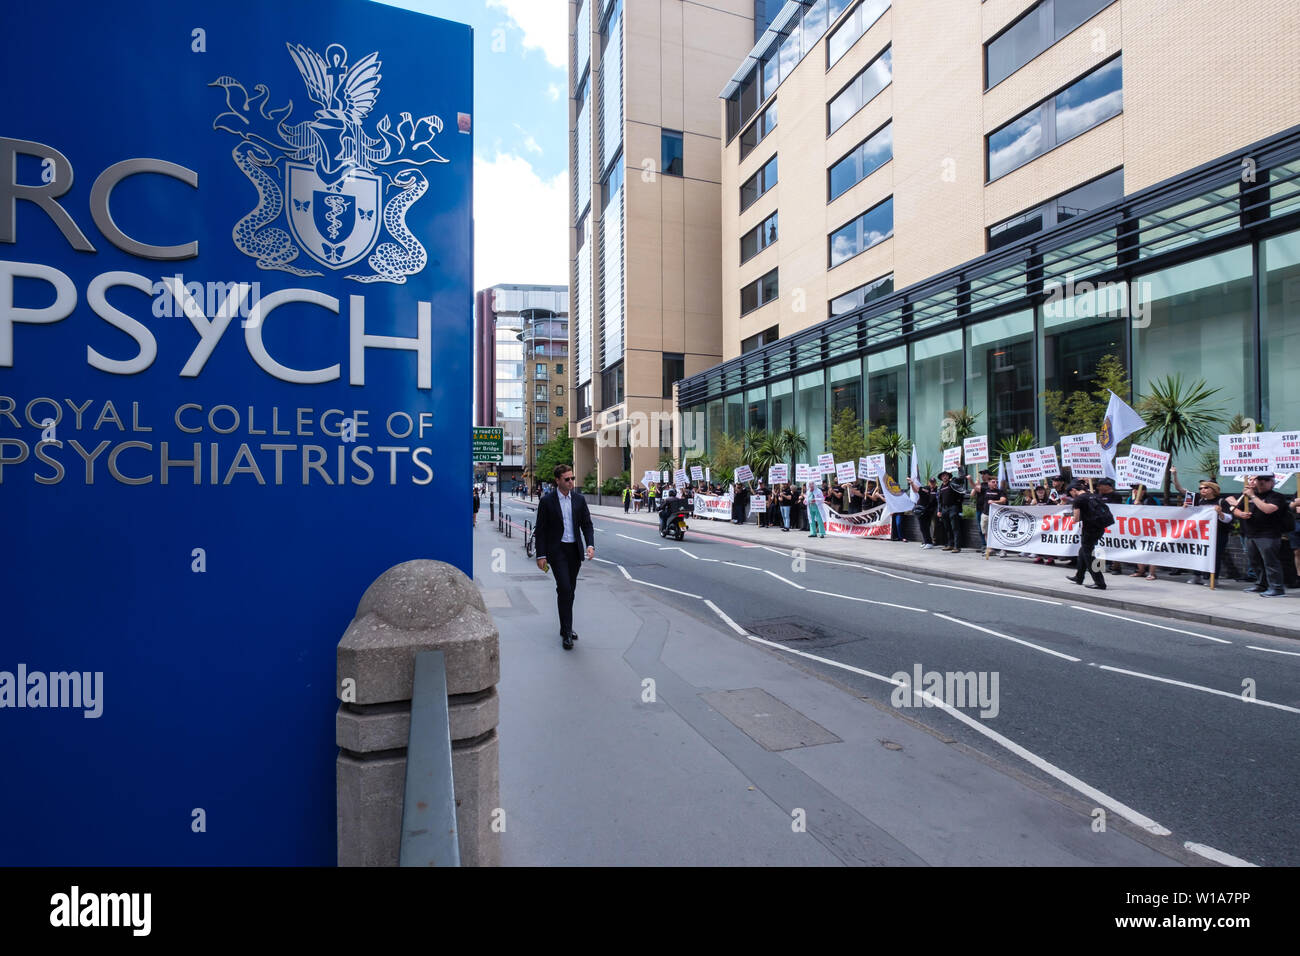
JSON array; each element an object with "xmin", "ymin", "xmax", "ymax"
[{"xmin": 286, "ymin": 163, "xmax": 381, "ymax": 269}]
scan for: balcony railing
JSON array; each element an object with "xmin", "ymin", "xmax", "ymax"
[
  {"xmin": 534, "ymin": 413, "xmax": 549, "ymax": 424},
  {"xmin": 535, "ymin": 369, "xmax": 550, "ymax": 381}
]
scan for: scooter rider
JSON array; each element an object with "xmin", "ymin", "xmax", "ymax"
[{"xmin": 659, "ymin": 486, "xmax": 681, "ymax": 536}]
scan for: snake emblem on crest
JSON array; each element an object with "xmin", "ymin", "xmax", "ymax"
[{"xmin": 211, "ymin": 42, "xmax": 447, "ymax": 283}]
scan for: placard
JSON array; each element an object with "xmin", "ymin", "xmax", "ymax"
[
  {"xmin": 1036, "ymin": 446, "xmax": 1061, "ymax": 478},
  {"xmin": 1114, "ymin": 457, "xmax": 1133, "ymax": 489},
  {"xmin": 769, "ymin": 463, "xmax": 789, "ymax": 484},
  {"xmin": 942, "ymin": 446, "xmax": 963, "ymax": 473},
  {"xmin": 690, "ymin": 465, "xmax": 704, "ymax": 482},
  {"xmin": 642, "ymin": 470, "xmax": 659, "ymax": 486},
  {"xmin": 859, "ymin": 456, "xmax": 873, "ymax": 478},
  {"xmin": 1010, "ymin": 449, "xmax": 1043, "ymax": 484},
  {"xmin": 817, "ymin": 453, "xmax": 836, "ymax": 475},
  {"xmin": 1263, "ymin": 431, "xmax": 1300, "ymax": 473},
  {"xmin": 661, "ymin": 470, "xmax": 670, "ymax": 484},
  {"xmin": 1219, "ymin": 433, "xmax": 1268, "ymax": 476},
  {"xmin": 962, "ymin": 435, "xmax": 989, "ymax": 464},
  {"xmin": 1126, "ymin": 443, "xmax": 1170, "ymax": 489},
  {"xmin": 674, "ymin": 468, "xmax": 689, "ymax": 487},
  {"xmin": 795, "ymin": 463, "xmax": 814, "ymax": 483},
  {"xmin": 734, "ymin": 465, "xmax": 754, "ymax": 483},
  {"xmin": 1067, "ymin": 443, "xmax": 1105, "ymax": 478},
  {"xmin": 836, "ymin": 461, "xmax": 857, "ymax": 484}
]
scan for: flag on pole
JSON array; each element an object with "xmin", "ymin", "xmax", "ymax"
[
  {"xmin": 909, "ymin": 452, "xmax": 920, "ymax": 502},
  {"xmin": 996, "ymin": 457, "xmax": 1006, "ymax": 487},
  {"xmin": 1098, "ymin": 390, "xmax": 1146, "ymax": 480}
]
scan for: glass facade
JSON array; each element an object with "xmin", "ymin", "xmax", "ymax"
[
  {"xmin": 828, "ymin": 46, "xmax": 892, "ymax": 135},
  {"xmin": 830, "ymin": 196, "xmax": 893, "ymax": 267},
  {"xmin": 600, "ymin": 160, "xmax": 625, "ymax": 368},
  {"xmin": 985, "ymin": 0, "xmax": 1114, "ymax": 88},
  {"xmin": 828, "ymin": 0, "xmax": 890, "ymax": 68},
  {"xmin": 1262, "ymin": 231, "xmax": 1300, "ymax": 428},
  {"xmin": 829, "ymin": 122, "xmax": 892, "ymax": 202},
  {"xmin": 909, "ymin": 331, "xmax": 964, "ymax": 461},
  {"xmin": 770, "ymin": 378, "xmax": 793, "ymax": 434},
  {"xmin": 866, "ymin": 346, "xmax": 906, "ymax": 433},
  {"xmin": 796, "ymin": 370, "xmax": 827, "ymax": 460},
  {"xmin": 967, "ymin": 310, "xmax": 1035, "ymax": 451}
]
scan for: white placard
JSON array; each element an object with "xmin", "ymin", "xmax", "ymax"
[
  {"xmin": 1060, "ymin": 432, "xmax": 1097, "ymax": 448},
  {"xmin": 863, "ymin": 453, "xmax": 886, "ymax": 480},
  {"xmin": 642, "ymin": 470, "xmax": 659, "ymax": 486},
  {"xmin": 734, "ymin": 465, "xmax": 754, "ymax": 483},
  {"xmin": 1218, "ymin": 433, "xmax": 1268, "ymax": 476},
  {"xmin": 817, "ymin": 453, "xmax": 836, "ymax": 475},
  {"xmin": 661, "ymin": 470, "xmax": 669, "ymax": 484},
  {"xmin": 1036, "ymin": 446, "xmax": 1060, "ymax": 478},
  {"xmin": 962, "ymin": 435, "xmax": 989, "ymax": 464},
  {"xmin": 1067, "ymin": 443, "xmax": 1105, "ymax": 478},
  {"xmin": 673, "ymin": 468, "xmax": 688, "ymax": 487},
  {"xmin": 1126, "ymin": 443, "xmax": 1170, "ymax": 489},
  {"xmin": 768, "ymin": 463, "xmax": 789, "ymax": 484},
  {"xmin": 858, "ymin": 456, "xmax": 872, "ymax": 478},
  {"xmin": 942, "ymin": 446, "xmax": 963, "ymax": 473},
  {"xmin": 1114, "ymin": 456, "xmax": 1132, "ymax": 489},
  {"xmin": 836, "ymin": 461, "xmax": 857, "ymax": 484},
  {"xmin": 690, "ymin": 465, "xmax": 704, "ymax": 482},
  {"xmin": 1010, "ymin": 449, "xmax": 1043, "ymax": 483},
  {"xmin": 1263, "ymin": 431, "xmax": 1300, "ymax": 474},
  {"xmin": 795, "ymin": 463, "xmax": 814, "ymax": 483}
]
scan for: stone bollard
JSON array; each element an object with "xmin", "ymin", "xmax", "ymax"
[{"xmin": 336, "ymin": 559, "xmax": 500, "ymax": 866}]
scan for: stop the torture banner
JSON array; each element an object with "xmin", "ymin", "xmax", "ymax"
[{"xmin": 986, "ymin": 504, "xmax": 1219, "ymax": 572}]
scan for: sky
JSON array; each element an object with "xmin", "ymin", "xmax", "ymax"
[{"xmin": 373, "ymin": 0, "xmax": 569, "ymax": 292}]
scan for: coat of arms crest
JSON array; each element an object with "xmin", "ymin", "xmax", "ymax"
[{"xmin": 210, "ymin": 42, "xmax": 448, "ymax": 283}]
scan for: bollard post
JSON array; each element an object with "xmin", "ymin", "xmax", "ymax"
[{"xmin": 336, "ymin": 559, "xmax": 500, "ymax": 866}]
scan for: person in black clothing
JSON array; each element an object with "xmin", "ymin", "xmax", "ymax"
[
  {"xmin": 937, "ymin": 471, "xmax": 967, "ymax": 553},
  {"xmin": 1232, "ymin": 472, "xmax": 1288, "ymax": 596},
  {"xmin": 1066, "ymin": 480, "xmax": 1109, "ymax": 589},
  {"xmin": 534, "ymin": 463, "xmax": 596, "ymax": 649},
  {"xmin": 472, "ymin": 486, "xmax": 480, "ymax": 527},
  {"xmin": 731, "ymin": 483, "xmax": 750, "ymax": 524},
  {"xmin": 910, "ymin": 474, "xmax": 936, "ymax": 548},
  {"xmin": 1094, "ymin": 476, "xmax": 1125, "ymax": 573}
]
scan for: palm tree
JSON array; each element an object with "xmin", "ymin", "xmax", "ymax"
[
  {"xmin": 745, "ymin": 429, "xmax": 781, "ymax": 479},
  {"xmin": 867, "ymin": 426, "xmax": 913, "ymax": 478},
  {"xmin": 775, "ymin": 428, "xmax": 809, "ymax": 478},
  {"xmin": 995, "ymin": 428, "xmax": 1036, "ymax": 482},
  {"xmin": 1134, "ymin": 375, "xmax": 1226, "ymax": 499}
]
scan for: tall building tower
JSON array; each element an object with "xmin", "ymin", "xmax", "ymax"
[
  {"xmin": 568, "ymin": 0, "xmax": 759, "ymax": 485},
  {"xmin": 474, "ymin": 284, "xmax": 569, "ymax": 484},
  {"xmin": 677, "ymin": 0, "xmax": 1300, "ymax": 478}
]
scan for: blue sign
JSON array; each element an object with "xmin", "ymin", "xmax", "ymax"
[{"xmin": 0, "ymin": 0, "xmax": 472, "ymax": 863}]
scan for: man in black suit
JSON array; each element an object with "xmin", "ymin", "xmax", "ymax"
[{"xmin": 534, "ymin": 463, "xmax": 596, "ymax": 650}]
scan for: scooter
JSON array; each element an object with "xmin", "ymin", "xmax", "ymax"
[{"xmin": 659, "ymin": 509, "xmax": 687, "ymax": 541}]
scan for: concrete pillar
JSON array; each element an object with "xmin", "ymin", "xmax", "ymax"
[{"xmin": 336, "ymin": 559, "xmax": 500, "ymax": 866}]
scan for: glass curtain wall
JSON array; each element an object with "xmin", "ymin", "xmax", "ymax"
[
  {"xmin": 796, "ymin": 370, "xmax": 827, "ymax": 460},
  {"xmin": 746, "ymin": 386, "xmax": 769, "ymax": 431},
  {"xmin": 828, "ymin": 358, "xmax": 863, "ymax": 425},
  {"xmin": 909, "ymin": 330, "xmax": 964, "ymax": 461},
  {"xmin": 705, "ymin": 398, "xmax": 724, "ymax": 456},
  {"xmin": 1039, "ymin": 286, "xmax": 1128, "ymax": 443},
  {"xmin": 1261, "ymin": 229, "xmax": 1300, "ymax": 429},
  {"xmin": 967, "ymin": 310, "xmax": 1034, "ymax": 450},
  {"xmin": 770, "ymin": 379, "xmax": 794, "ymax": 434},
  {"xmin": 725, "ymin": 390, "xmax": 745, "ymax": 439},
  {"xmin": 867, "ymin": 346, "xmax": 906, "ymax": 433},
  {"xmin": 1132, "ymin": 246, "xmax": 1255, "ymax": 476}
]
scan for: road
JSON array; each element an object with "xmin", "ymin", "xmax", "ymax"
[{"xmin": 501, "ymin": 495, "xmax": 1300, "ymax": 866}]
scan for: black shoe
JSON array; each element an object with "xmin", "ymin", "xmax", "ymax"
[
  {"xmin": 569, "ymin": 631, "xmax": 579, "ymax": 641},
  {"xmin": 562, "ymin": 633, "xmax": 574, "ymax": 650},
  {"xmin": 1242, "ymin": 585, "xmax": 1265, "ymax": 593},
  {"xmin": 1260, "ymin": 590, "xmax": 1285, "ymax": 598},
  {"xmin": 1066, "ymin": 575, "xmax": 1084, "ymax": 585},
  {"xmin": 1084, "ymin": 582, "xmax": 1107, "ymax": 590}
]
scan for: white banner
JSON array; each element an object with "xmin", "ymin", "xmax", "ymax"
[
  {"xmin": 817, "ymin": 454, "xmax": 836, "ymax": 475},
  {"xmin": 1262, "ymin": 431, "xmax": 1300, "ymax": 474},
  {"xmin": 1011, "ymin": 449, "xmax": 1043, "ymax": 483},
  {"xmin": 734, "ymin": 465, "xmax": 754, "ymax": 483},
  {"xmin": 642, "ymin": 470, "xmax": 659, "ymax": 486},
  {"xmin": 942, "ymin": 446, "xmax": 962, "ymax": 473},
  {"xmin": 963, "ymin": 436, "xmax": 989, "ymax": 464},
  {"xmin": 1126, "ymin": 443, "xmax": 1170, "ymax": 489},
  {"xmin": 673, "ymin": 468, "xmax": 688, "ymax": 487},
  {"xmin": 986, "ymin": 503, "xmax": 1218, "ymax": 572},
  {"xmin": 836, "ymin": 461, "xmax": 857, "ymax": 484},
  {"xmin": 824, "ymin": 503, "xmax": 892, "ymax": 539},
  {"xmin": 1061, "ymin": 432, "xmax": 1097, "ymax": 449},
  {"xmin": 690, "ymin": 465, "xmax": 704, "ymax": 482},
  {"xmin": 692, "ymin": 494, "xmax": 733, "ymax": 520},
  {"xmin": 769, "ymin": 463, "xmax": 789, "ymax": 484}
]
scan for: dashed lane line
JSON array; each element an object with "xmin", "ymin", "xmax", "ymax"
[
  {"xmin": 1070, "ymin": 605, "xmax": 1232, "ymax": 644},
  {"xmin": 1097, "ymin": 664, "xmax": 1300, "ymax": 715},
  {"xmin": 933, "ymin": 613, "xmax": 1081, "ymax": 662}
]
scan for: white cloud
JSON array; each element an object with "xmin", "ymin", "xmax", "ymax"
[
  {"xmin": 474, "ymin": 152, "xmax": 569, "ymax": 290},
  {"xmin": 547, "ymin": 82, "xmax": 562, "ymax": 101},
  {"xmin": 486, "ymin": 0, "xmax": 568, "ymax": 70}
]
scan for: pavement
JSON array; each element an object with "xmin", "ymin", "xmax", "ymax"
[
  {"xmin": 473, "ymin": 504, "xmax": 1206, "ymax": 867},
  {"xmin": 502, "ymin": 495, "xmax": 1300, "ymax": 641}
]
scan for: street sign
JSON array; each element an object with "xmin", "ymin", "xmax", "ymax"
[{"xmin": 473, "ymin": 426, "xmax": 504, "ymax": 462}]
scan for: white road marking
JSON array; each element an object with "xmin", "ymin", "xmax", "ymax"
[
  {"xmin": 806, "ymin": 589, "xmax": 927, "ymax": 613},
  {"xmin": 628, "ymin": 577, "xmax": 703, "ymax": 599},
  {"xmin": 659, "ymin": 546, "xmax": 700, "ymax": 559},
  {"xmin": 928, "ymin": 583, "xmax": 1060, "ymax": 605},
  {"xmin": 723, "ymin": 561, "xmax": 764, "ymax": 571},
  {"xmin": 761, "ymin": 569, "xmax": 806, "ymax": 590},
  {"xmin": 1070, "ymin": 605, "xmax": 1232, "ymax": 644},
  {"xmin": 616, "ymin": 533, "xmax": 660, "ymax": 547},
  {"xmin": 1183, "ymin": 841, "xmax": 1258, "ymax": 867},
  {"xmin": 859, "ymin": 565, "xmax": 922, "ymax": 583},
  {"xmin": 704, "ymin": 599, "xmax": 748, "ymax": 636},
  {"xmin": 738, "ymin": 631, "xmax": 1172, "ymax": 837},
  {"xmin": 1246, "ymin": 644, "xmax": 1300, "ymax": 657},
  {"xmin": 933, "ymin": 613, "xmax": 1081, "ymax": 662},
  {"xmin": 1097, "ymin": 664, "xmax": 1300, "ymax": 714}
]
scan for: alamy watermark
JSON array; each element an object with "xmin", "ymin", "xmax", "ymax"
[
  {"xmin": 1044, "ymin": 274, "xmax": 1152, "ymax": 328},
  {"xmin": 0, "ymin": 664, "xmax": 103, "ymax": 718},
  {"xmin": 891, "ymin": 663, "xmax": 999, "ymax": 719},
  {"xmin": 151, "ymin": 274, "xmax": 262, "ymax": 324}
]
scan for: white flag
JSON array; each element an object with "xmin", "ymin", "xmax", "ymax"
[
  {"xmin": 997, "ymin": 457, "xmax": 1007, "ymax": 487},
  {"xmin": 909, "ymin": 452, "xmax": 920, "ymax": 502},
  {"xmin": 1099, "ymin": 390, "xmax": 1146, "ymax": 480}
]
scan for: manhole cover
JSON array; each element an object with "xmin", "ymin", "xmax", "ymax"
[{"xmin": 750, "ymin": 620, "xmax": 821, "ymax": 642}]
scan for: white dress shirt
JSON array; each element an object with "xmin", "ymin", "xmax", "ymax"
[{"xmin": 558, "ymin": 488, "xmax": 575, "ymax": 543}]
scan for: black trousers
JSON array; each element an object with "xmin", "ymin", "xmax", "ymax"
[
  {"xmin": 1075, "ymin": 525, "xmax": 1106, "ymax": 585},
  {"xmin": 942, "ymin": 507, "xmax": 962, "ymax": 549},
  {"xmin": 549, "ymin": 542, "xmax": 583, "ymax": 637},
  {"xmin": 916, "ymin": 510, "xmax": 934, "ymax": 544}
]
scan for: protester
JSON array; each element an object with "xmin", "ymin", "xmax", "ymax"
[
  {"xmin": 976, "ymin": 470, "xmax": 1009, "ymax": 556},
  {"xmin": 909, "ymin": 475, "xmax": 936, "ymax": 549},
  {"xmin": 648, "ymin": 483, "xmax": 658, "ymax": 513},
  {"xmin": 1125, "ymin": 483, "xmax": 1162, "ymax": 579},
  {"xmin": 472, "ymin": 486, "xmax": 480, "ymax": 528},
  {"xmin": 1093, "ymin": 477, "xmax": 1124, "ymax": 574},
  {"xmin": 791, "ymin": 483, "xmax": 808, "ymax": 531},
  {"xmin": 1027, "ymin": 485, "xmax": 1057, "ymax": 565},
  {"xmin": 938, "ymin": 471, "xmax": 967, "ymax": 553},
  {"xmin": 731, "ymin": 482, "xmax": 750, "ymax": 524},
  {"xmin": 806, "ymin": 480, "xmax": 827, "ymax": 538},
  {"xmin": 1232, "ymin": 472, "xmax": 1288, "ymax": 596},
  {"xmin": 776, "ymin": 482, "xmax": 793, "ymax": 532},
  {"xmin": 1066, "ymin": 480, "xmax": 1109, "ymax": 589}
]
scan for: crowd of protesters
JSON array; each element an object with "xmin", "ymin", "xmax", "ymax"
[{"xmin": 626, "ymin": 464, "xmax": 1300, "ymax": 595}]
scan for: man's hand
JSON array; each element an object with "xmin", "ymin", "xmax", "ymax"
[
  {"xmin": 537, "ymin": 557, "xmax": 548, "ymax": 572},
  {"xmin": 586, "ymin": 546, "xmax": 595, "ymax": 560}
]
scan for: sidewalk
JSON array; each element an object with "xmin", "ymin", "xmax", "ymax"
[
  {"xmin": 473, "ymin": 521, "xmax": 1185, "ymax": 866},
  {"xmin": 508, "ymin": 494, "xmax": 1300, "ymax": 640}
]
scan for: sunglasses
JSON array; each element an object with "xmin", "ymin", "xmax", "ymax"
[{"xmin": 560, "ymin": 475, "xmax": 575, "ymax": 482}]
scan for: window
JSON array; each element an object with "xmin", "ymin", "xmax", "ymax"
[
  {"xmin": 986, "ymin": 0, "xmax": 1115, "ymax": 88},
  {"xmin": 556, "ymin": 406, "xmax": 565, "ymax": 417},
  {"xmin": 829, "ymin": 196, "xmax": 893, "ymax": 267},
  {"xmin": 555, "ymin": 384, "xmax": 565, "ymax": 396},
  {"xmin": 827, "ymin": 0, "xmax": 889, "ymax": 68},
  {"xmin": 662, "ymin": 353, "xmax": 684, "ymax": 398},
  {"xmin": 988, "ymin": 168, "xmax": 1122, "ymax": 250},
  {"xmin": 740, "ymin": 269, "xmax": 779, "ymax": 315},
  {"xmin": 828, "ymin": 122, "xmax": 892, "ymax": 201},
  {"xmin": 967, "ymin": 311, "xmax": 1035, "ymax": 450},
  {"xmin": 661, "ymin": 129, "xmax": 683, "ymax": 176},
  {"xmin": 739, "ymin": 102, "xmax": 778, "ymax": 162},
  {"xmin": 740, "ymin": 155, "xmax": 779, "ymax": 212},
  {"xmin": 600, "ymin": 363, "xmax": 624, "ymax": 408},
  {"xmin": 741, "ymin": 325, "xmax": 780, "ymax": 354},
  {"xmin": 987, "ymin": 56, "xmax": 1121, "ymax": 181},
  {"xmin": 829, "ymin": 273, "xmax": 893, "ymax": 316},
  {"xmin": 535, "ymin": 363, "xmax": 546, "ymax": 376},
  {"xmin": 740, "ymin": 211, "xmax": 779, "ymax": 264},
  {"xmin": 556, "ymin": 363, "xmax": 563, "ymax": 375},
  {"xmin": 828, "ymin": 46, "xmax": 891, "ymax": 135}
]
